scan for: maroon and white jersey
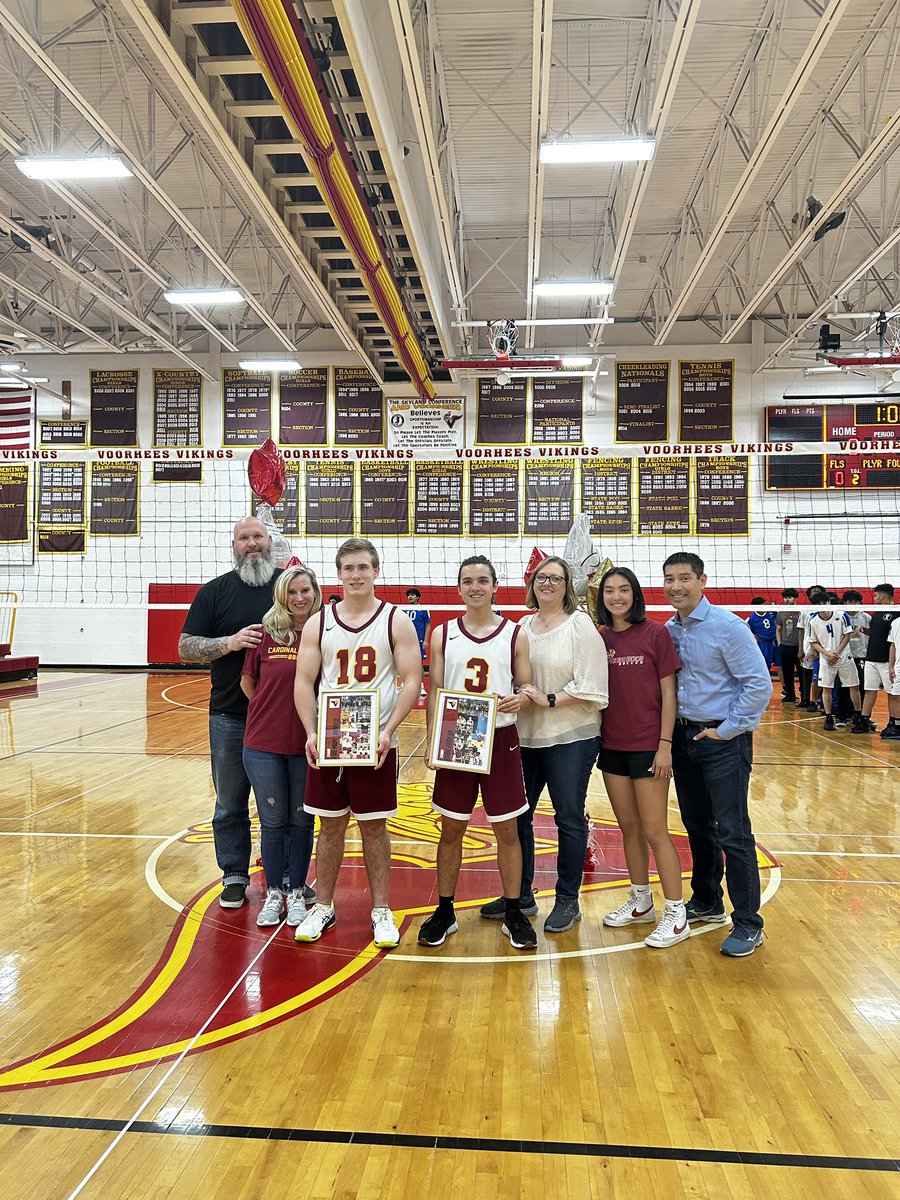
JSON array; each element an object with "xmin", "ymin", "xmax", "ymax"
[
  {"xmin": 318, "ymin": 601, "xmax": 399, "ymax": 744},
  {"xmin": 440, "ymin": 616, "xmax": 520, "ymax": 728}
]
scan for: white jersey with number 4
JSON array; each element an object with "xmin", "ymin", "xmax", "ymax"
[
  {"xmin": 440, "ymin": 616, "xmax": 520, "ymax": 728},
  {"xmin": 318, "ymin": 601, "xmax": 399, "ymax": 743}
]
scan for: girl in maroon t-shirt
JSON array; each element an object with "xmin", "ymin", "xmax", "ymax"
[
  {"xmin": 242, "ymin": 566, "xmax": 322, "ymax": 929},
  {"xmin": 595, "ymin": 567, "xmax": 689, "ymax": 950}
]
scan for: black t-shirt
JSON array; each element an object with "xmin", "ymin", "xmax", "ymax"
[
  {"xmin": 181, "ymin": 569, "xmax": 282, "ymax": 716},
  {"xmin": 865, "ymin": 611, "xmax": 899, "ymax": 663}
]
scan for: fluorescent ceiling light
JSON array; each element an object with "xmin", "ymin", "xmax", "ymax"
[
  {"xmin": 24, "ymin": 376, "xmax": 48, "ymax": 383},
  {"xmin": 0, "ymin": 361, "xmax": 25, "ymax": 372},
  {"xmin": 238, "ymin": 359, "xmax": 301, "ymax": 372},
  {"xmin": 164, "ymin": 288, "xmax": 244, "ymax": 305},
  {"xmin": 533, "ymin": 281, "xmax": 614, "ymax": 299},
  {"xmin": 804, "ymin": 365, "xmax": 842, "ymax": 373},
  {"xmin": 826, "ymin": 310, "xmax": 900, "ymax": 319},
  {"xmin": 540, "ymin": 138, "xmax": 655, "ymax": 164},
  {"xmin": 561, "ymin": 356, "xmax": 593, "ymax": 367},
  {"xmin": 16, "ymin": 155, "xmax": 132, "ymax": 180}
]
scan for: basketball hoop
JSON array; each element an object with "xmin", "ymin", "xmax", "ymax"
[{"xmin": 488, "ymin": 319, "xmax": 518, "ymax": 360}]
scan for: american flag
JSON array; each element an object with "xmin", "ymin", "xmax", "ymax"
[{"xmin": 0, "ymin": 389, "xmax": 32, "ymax": 449}]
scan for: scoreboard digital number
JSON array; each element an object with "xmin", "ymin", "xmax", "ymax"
[{"xmin": 765, "ymin": 402, "xmax": 900, "ymax": 490}]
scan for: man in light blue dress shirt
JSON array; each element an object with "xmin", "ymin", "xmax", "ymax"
[{"xmin": 663, "ymin": 552, "xmax": 773, "ymax": 957}]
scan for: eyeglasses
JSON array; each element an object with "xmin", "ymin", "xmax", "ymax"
[{"xmin": 534, "ymin": 573, "xmax": 565, "ymax": 586}]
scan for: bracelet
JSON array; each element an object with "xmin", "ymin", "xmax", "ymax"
[{"xmin": 658, "ymin": 737, "xmax": 672, "ymax": 743}]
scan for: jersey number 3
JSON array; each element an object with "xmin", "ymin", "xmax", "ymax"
[
  {"xmin": 464, "ymin": 657, "xmax": 489, "ymax": 693},
  {"xmin": 336, "ymin": 645, "xmax": 377, "ymax": 685}
]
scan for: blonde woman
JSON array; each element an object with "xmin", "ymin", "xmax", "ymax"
[{"xmin": 241, "ymin": 566, "xmax": 321, "ymax": 928}]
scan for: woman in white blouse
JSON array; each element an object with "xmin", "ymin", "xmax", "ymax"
[{"xmin": 480, "ymin": 556, "xmax": 608, "ymax": 933}]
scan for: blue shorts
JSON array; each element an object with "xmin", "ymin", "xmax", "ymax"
[{"xmin": 757, "ymin": 640, "xmax": 779, "ymax": 669}]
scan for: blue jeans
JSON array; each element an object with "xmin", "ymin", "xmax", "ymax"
[
  {"xmin": 519, "ymin": 737, "xmax": 600, "ymax": 900},
  {"xmin": 209, "ymin": 712, "xmax": 252, "ymax": 886},
  {"xmin": 671, "ymin": 727, "xmax": 762, "ymax": 930},
  {"xmin": 242, "ymin": 747, "xmax": 314, "ymax": 892}
]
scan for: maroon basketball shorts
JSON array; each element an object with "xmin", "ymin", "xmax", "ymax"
[
  {"xmin": 305, "ymin": 748, "xmax": 398, "ymax": 820},
  {"xmin": 432, "ymin": 724, "xmax": 528, "ymax": 823}
]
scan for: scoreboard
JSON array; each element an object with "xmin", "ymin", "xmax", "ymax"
[{"xmin": 765, "ymin": 401, "xmax": 900, "ymax": 489}]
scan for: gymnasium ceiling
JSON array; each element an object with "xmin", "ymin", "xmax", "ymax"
[{"xmin": 0, "ymin": 0, "xmax": 898, "ymax": 388}]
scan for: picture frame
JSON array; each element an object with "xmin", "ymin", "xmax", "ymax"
[
  {"xmin": 317, "ymin": 689, "xmax": 380, "ymax": 767},
  {"xmin": 429, "ymin": 689, "xmax": 498, "ymax": 775}
]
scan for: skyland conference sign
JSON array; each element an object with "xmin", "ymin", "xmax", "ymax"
[{"xmin": 387, "ymin": 397, "xmax": 464, "ymax": 452}]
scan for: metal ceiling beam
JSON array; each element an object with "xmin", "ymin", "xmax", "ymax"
[
  {"xmin": 0, "ymin": 265, "xmax": 119, "ymax": 353},
  {"xmin": 112, "ymin": 0, "xmax": 383, "ymax": 378},
  {"xmin": 522, "ymin": 0, "xmax": 554, "ymax": 350},
  {"xmin": 653, "ymin": 0, "xmax": 854, "ymax": 344}
]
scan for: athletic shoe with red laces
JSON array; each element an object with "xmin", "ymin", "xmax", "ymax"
[{"xmin": 602, "ymin": 888, "xmax": 656, "ymax": 927}]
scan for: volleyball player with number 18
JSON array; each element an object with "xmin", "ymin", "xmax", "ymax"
[{"xmin": 293, "ymin": 538, "xmax": 423, "ymax": 950}]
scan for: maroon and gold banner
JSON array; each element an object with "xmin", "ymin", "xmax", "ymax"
[
  {"xmin": 90, "ymin": 369, "xmax": 138, "ymax": 447},
  {"xmin": 37, "ymin": 460, "xmax": 86, "ymax": 553},
  {"xmin": 531, "ymin": 378, "xmax": 582, "ymax": 443},
  {"xmin": 414, "ymin": 461, "xmax": 463, "ymax": 535},
  {"xmin": 0, "ymin": 463, "xmax": 29, "ymax": 542},
  {"xmin": 334, "ymin": 368, "xmax": 383, "ymax": 446},
  {"xmin": 616, "ymin": 362, "xmax": 668, "ymax": 441},
  {"xmin": 696, "ymin": 456, "xmax": 749, "ymax": 535},
  {"xmin": 90, "ymin": 462, "xmax": 140, "ymax": 535},
  {"xmin": 40, "ymin": 420, "xmax": 87, "ymax": 447},
  {"xmin": 524, "ymin": 460, "xmax": 574, "ymax": 535},
  {"xmin": 253, "ymin": 461, "xmax": 300, "ymax": 535},
  {"xmin": 468, "ymin": 460, "xmax": 519, "ymax": 534},
  {"xmin": 580, "ymin": 457, "xmax": 633, "ymax": 535},
  {"xmin": 359, "ymin": 461, "xmax": 409, "ymax": 536},
  {"xmin": 678, "ymin": 360, "xmax": 733, "ymax": 441},
  {"xmin": 305, "ymin": 460, "xmax": 355, "ymax": 535},
  {"xmin": 279, "ymin": 368, "xmax": 327, "ymax": 445},
  {"xmin": 152, "ymin": 461, "xmax": 203, "ymax": 483},
  {"xmin": 153, "ymin": 368, "xmax": 202, "ymax": 448},
  {"xmin": 222, "ymin": 368, "xmax": 272, "ymax": 445},
  {"xmin": 637, "ymin": 457, "xmax": 690, "ymax": 535},
  {"xmin": 476, "ymin": 377, "xmax": 526, "ymax": 445}
]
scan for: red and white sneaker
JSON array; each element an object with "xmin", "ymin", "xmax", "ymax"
[
  {"xmin": 603, "ymin": 887, "xmax": 656, "ymax": 927},
  {"xmin": 644, "ymin": 903, "xmax": 691, "ymax": 948}
]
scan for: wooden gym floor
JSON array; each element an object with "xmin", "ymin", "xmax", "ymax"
[{"xmin": 0, "ymin": 670, "xmax": 897, "ymax": 1199}]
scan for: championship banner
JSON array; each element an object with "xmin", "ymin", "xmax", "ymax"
[
  {"xmin": 40, "ymin": 420, "xmax": 87, "ymax": 447},
  {"xmin": 678, "ymin": 360, "xmax": 734, "ymax": 442},
  {"xmin": 476, "ymin": 377, "xmax": 526, "ymax": 445},
  {"xmin": 524, "ymin": 459, "xmax": 575, "ymax": 535},
  {"xmin": 468, "ymin": 459, "xmax": 520, "ymax": 535},
  {"xmin": 37, "ymin": 460, "xmax": 86, "ymax": 554},
  {"xmin": 531, "ymin": 378, "xmax": 583, "ymax": 444},
  {"xmin": 253, "ymin": 459, "xmax": 300, "ymax": 534},
  {"xmin": 387, "ymin": 396, "xmax": 464, "ymax": 452},
  {"xmin": 304, "ymin": 460, "xmax": 355, "ymax": 536},
  {"xmin": 279, "ymin": 368, "xmax": 327, "ymax": 446},
  {"xmin": 222, "ymin": 368, "xmax": 272, "ymax": 445},
  {"xmin": 695, "ymin": 456, "xmax": 749, "ymax": 535},
  {"xmin": 616, "ymin": 362, "xmax": 668, "ymax": 442},
  {"xmin": 636, "ymin": 456, "xmax": 690, "ymax": 536},
  {"xmin": 414, "ymin": 461, "xmax": 463, "ymax": 535},
  {"xmin": 580, "ymin": 457, "xmax": 633, "ymax": 536},
  {"xmin": 0, "ymin": 463, "xmax": 29, "ymax": 543},
  {"xmin": 359, "ymin": 461, "xmax": 410, "ymax": 536},
  {"xmin": 90, "ymin": 369, "xmax": 138, "ymax": 447},
  {"xmin": 153, "ymin": 368, "xmax": 202, "ymax": 448},
  {"xmin": 334, "ymin": 367, "xmax": 383, "ymax": 446},
  {"xmin": 90, "ymin": 462, "xmax": 140, "ymax": 536}
]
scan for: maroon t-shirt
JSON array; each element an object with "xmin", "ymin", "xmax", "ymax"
[
  {"xmin": 242, "ymin": 631, "xmax": 306, "ymax": 755},
  {"xmin": 599, "ymin": 620, "xmax": 682, "ymax": 752}
]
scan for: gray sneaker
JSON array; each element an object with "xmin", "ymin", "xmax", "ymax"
[
  {"xmin": 480, "ymin": 892, "xmax": 538, "ymax": 919},
  {"xmin": 543, "ymin": 898, "xmax": 581, "ymax": 934}
]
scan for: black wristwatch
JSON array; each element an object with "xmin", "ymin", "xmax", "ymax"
[{"xmin": 547, "ymin": 693, "xmax": 556, "ymax": 708}]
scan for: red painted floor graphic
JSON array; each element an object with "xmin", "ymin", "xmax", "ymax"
[{"xmin": 0, "ymin": 794, "xmax": 777, "ymax": 1091}]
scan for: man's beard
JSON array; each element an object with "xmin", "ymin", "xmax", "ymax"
[{"xmin": 233, "ymin": 546, "xmax": 277, "ymax": 586}]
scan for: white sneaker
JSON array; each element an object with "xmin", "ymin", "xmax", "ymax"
[
  {"xmin": 644, "ymin": 904, "xmax": 691, "ymax": 948},
  {"xmin": 257, "ymin": 887, "xmax": 285, "ymax": 927},
  {"xmin": 286, "ymin": 888, "xmax": 308, "ymax": 926},
  {"xmin": 294, "ymin": 902, "xmax": 335, "ymax": 943},
  {"xmin": 372, "ymin": 907, "xmax": 401, "ymax": 949},
  {"xmin": 603, "ymin": 887, "xmax": 656, "ymax": 927}
]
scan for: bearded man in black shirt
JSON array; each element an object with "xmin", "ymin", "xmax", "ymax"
[{"xmin": 179, "ymin": 517, "xmax": 283, "ymax": 908}]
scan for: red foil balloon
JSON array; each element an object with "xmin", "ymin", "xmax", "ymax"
[
  {"xmin": 524, "ymin": 547, "xmax": 549, "ymax": 585},
  {"xmin": 248, "ymin": 438, "xmax": 285, "ymax": 506}
]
